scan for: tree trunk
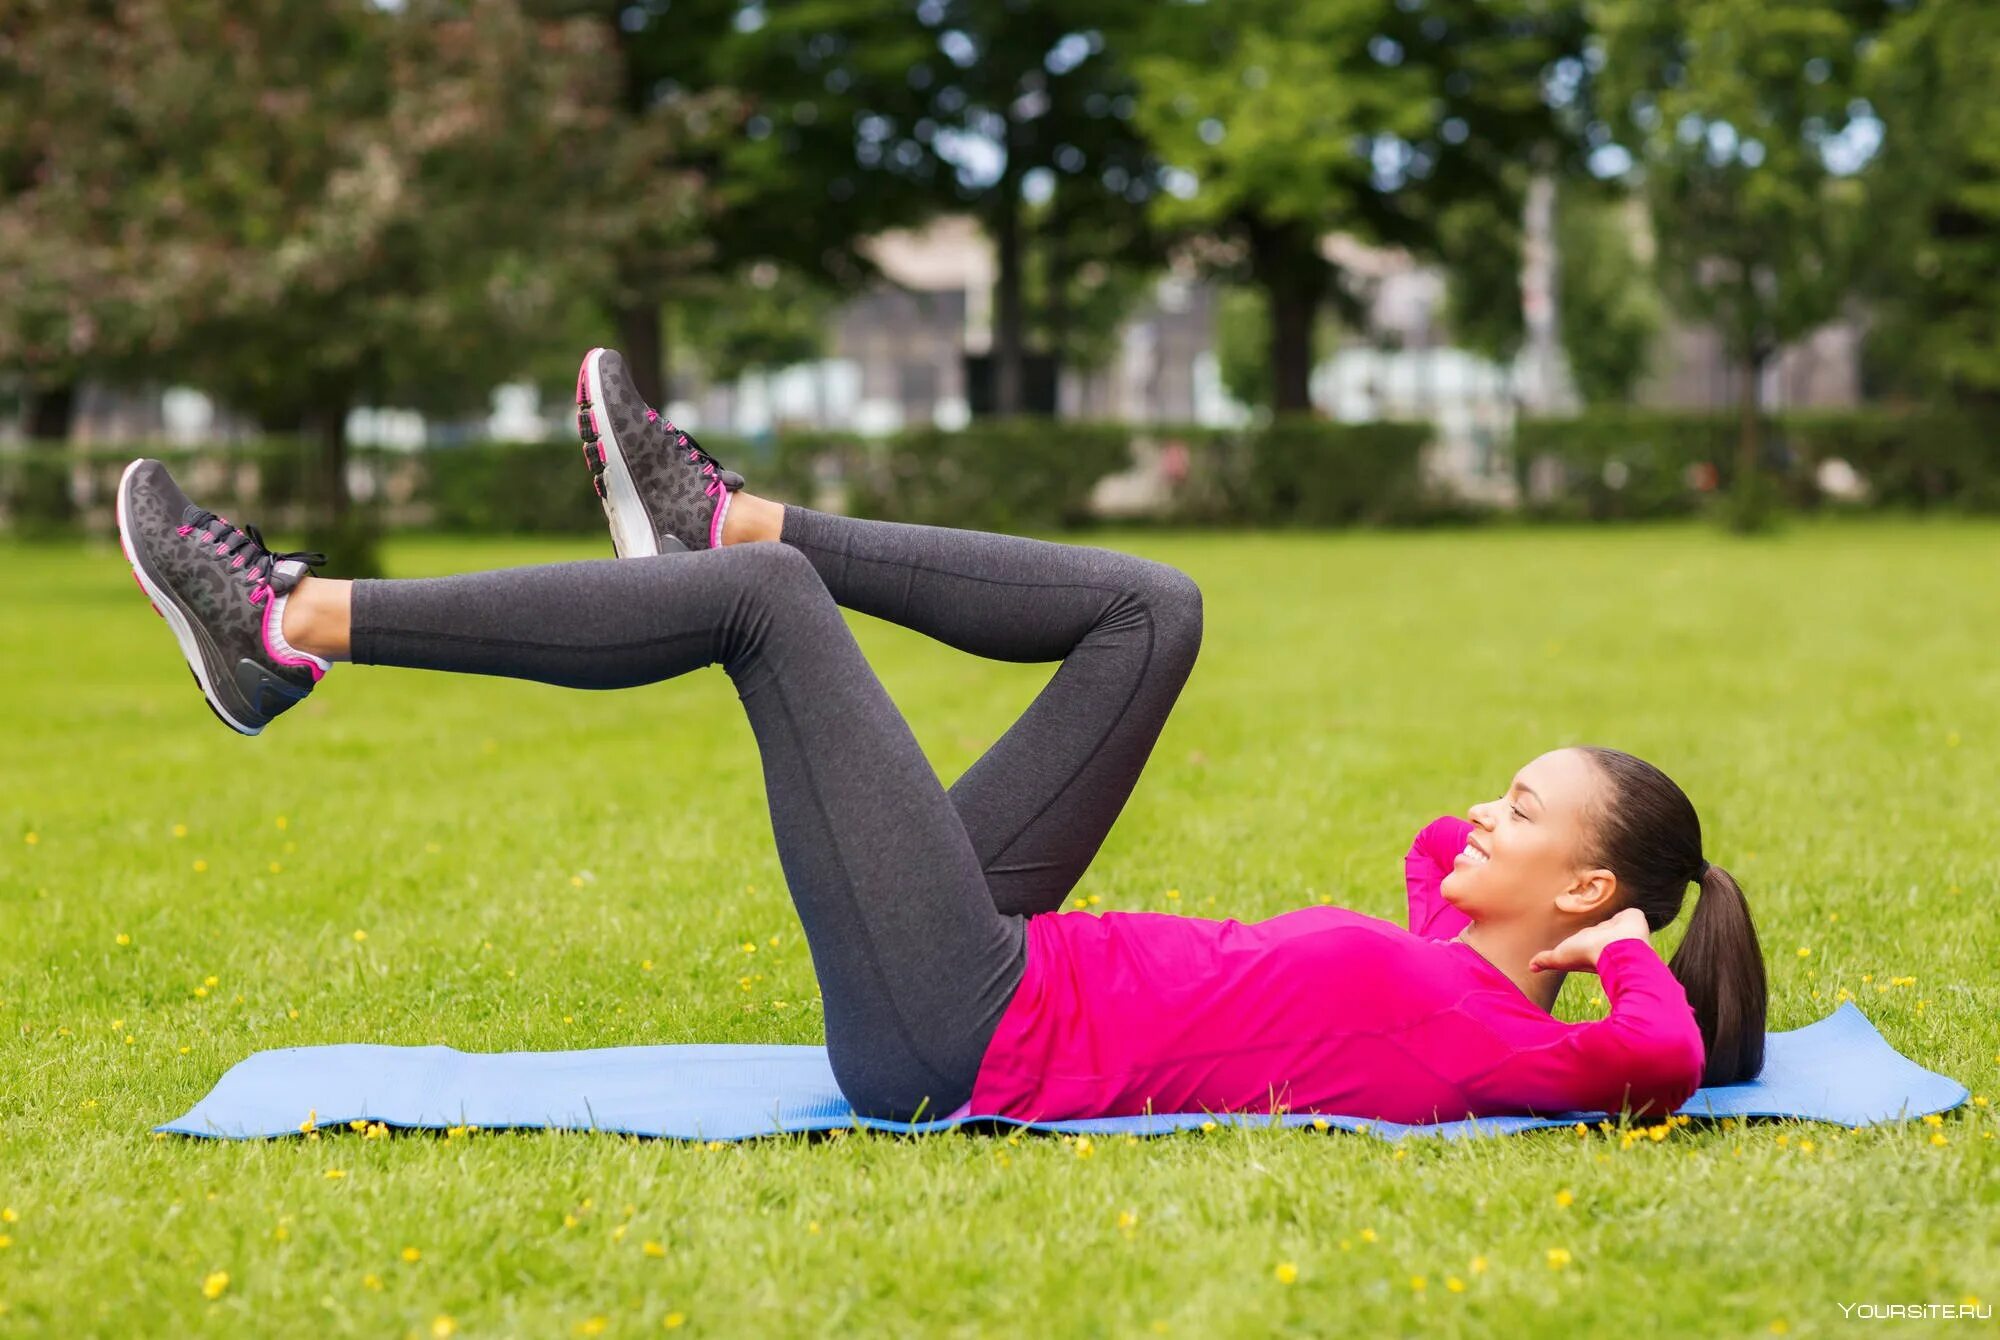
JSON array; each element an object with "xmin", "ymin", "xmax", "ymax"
[
  {"xmin": 615, "ymin": 299, "xmax": 666, "ymax": 409},
  {"xmin": 1248, "ymin": 220, "xmax": 1327, "ymax": 414},
  {"xmin": 306, "ymin": 401, "xmax": 383, "ymax": 577},
  {"xmin": 993, "ymin": 177, "xmax": 1025, "ymax": 418},
  {"xmin": 1726, "ymin": 350, "xmax": 1776, "ymax": 534},
  {"xmin": 27, "ymin": 381, "xmax": 76, "ymax": 442},
  {"xmin": 1043, "ymin": 213, "xmax": 1069, "ymax": 398}
]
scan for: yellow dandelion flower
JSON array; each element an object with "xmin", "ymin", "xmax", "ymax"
[
  {"xmin": 1924, "ymin": 1113, "xmax": 1943, "ymax": 1126},
  {"xmin": 193, "ymin": 986, "xmax": 209, "ymax": 999},
  {"xmin": 1200, "ymin": 1121, "xmax": 1217, "ymax": 1133},
  {"xmin": 201, "ymin": 1271, "xmax": 229, "ymax": 1300},
  {"xmin": 1392, "ymin": 1148, "xmax": 1407, "ymax": 1161},
  {"xmin": 1555, "ymin": 1189, "xmax": 1574, "ymax": 1208},
  {"xmin": 1074, "ymin": 1136, "xmax": 1095, "ymax": 1158},
  {"xmin": 193, "ymin": 859, "xmax": 207, "ymax": 873},
  {"xmin": 115, "ymin": 933, "xmax": 131, "ymax": 947},
  {"xmin": 1360, "ymin": 1228, "xmax": 1377, "ymax": 1243},
  {"xmin": 324, "ymin": 1169, "xmax": 346, "ymax": 1180},
  {"xmin": 204, "ymin": 975, "xmax": 219, "ymax": 988},
  {"xmin": 1313, "ymin": 1117, "xmax": 1329, "ymax": 1131},
  {"xmin": 432, "ymin": 1318, "xmax": 457, "ymax": 1339},
  {"xmin": 640, "ymin": 1239, "xmax": 668, "ymax": 1258},
  {"xmin": 577, "ymin": 1318, "xmax": 608, "ymax": 1337},
  {"xmin": 401, "ymin": 1246, "xmax": 421, "ymax": 1263},
  {"xmin": 23, "ymin": 833, "xmax": 37, "ymax": 847},
  {"xmin": 352, "ymin": 930, "xmax": 367, "ymax": 943},
  {"xmin": 741, "ymin": 942, "xmax": 757, "ymax": 954},
  {"xmin": 642, "ymin": 960, "xmax": 654, "ymax": 972},
  {"xmin": 300, "ymin": 1110, "xmax": 319, "ymax": 1137},
  {"xmin": 1338, "ymin": 1239, "xmax": 1351, "ymax": 1251},
  {"xmin": 362, "ymin": 1274, "xmax": 382, "ymax": 1292},
  {"xmin": 172, "ymin": 824, "xmax": 188, "ymax": 838},
  {"xmin": 663, "ymin": 1314, "xmax": 686, "ymax": 1331},
  {"xmin": 1546, "ymin": 1248, "xmax": 1572, "ymax": 1269},
  {"xmin": 611, "ymin": 1225, "xmax": 628, "ymax": 1244},
  {"xmin": 808, "ymin": 1220, "xmax": 822, "ymax": 1235},
  {"xmin": 1087, "ymin": 894, "xmax": 1102, "ymax": 906},
  {"xmin": 1446, "ymin": 1276, "xmax": 1465, "ymax": 1293},
  {"xmin": 1770, "ymin": 1321, "xmax": 1789, "ymax": 1335},
  {"xmin": 1974, "ymin": 1096, "xmax": 1989, "ymax": 1108},
  {"xmin": 268, "ymin": 862, "xmax": 282, "ymax": 875},
  {"xmin": 1273, "ymin": 1262, "xmax": 1298, "ymax": 1285},
  {"xmin": 1796, "ymin": 947, "xmax": 1810, "ymax": 959},
  {"xmin": 1410, "ymin": 1275, "xmax": 1426, "ymax": 1292},
  {"xmin": 1165, "ymin": 889, "xmax": 1180, "ymax": 900},
  {"xmin": 0, "ymin": 1209, "xmax": 14, "ymax": 1224},
  {"xmin": 287, "ymin": 1009, "xmax": 299, "ymax": 1020},
  {"xmin": 1470, "ymin": 1255, "xmax": 1488, "ymax": 1274},
  {"xmin": 1798, "ymin": 1140, "xmax": 1815, "ymax": 1154},
  {"xmin": 562, "ymin": 1213, "xmax": 580, "ymax": 1229},
  {"xmin": 0, "ymin": 1235, "xmax": 11, "ymax": 1249},
  {"xmin": 1931, "ymin": 1132, "xmax": 1949, "ymax": 1146}
]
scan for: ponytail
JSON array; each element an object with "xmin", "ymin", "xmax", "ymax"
[{"xmin": 1667, "ymin": 862, "xmax": 1768, "ymax": 1086}]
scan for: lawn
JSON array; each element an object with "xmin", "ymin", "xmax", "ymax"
[{"xmin": 2, "ymin": 517, "xmax": 1996, "ymax": 1337}]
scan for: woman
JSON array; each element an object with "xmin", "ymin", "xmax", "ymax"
[{"xmin": 114, "ymin": 347, "xmax": 1768, "ymax": 1127}]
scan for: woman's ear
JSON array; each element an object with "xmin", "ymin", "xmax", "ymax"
[{"xmin": 1557, "ymin": 868, "xmax": 1619, "ymax": 918}]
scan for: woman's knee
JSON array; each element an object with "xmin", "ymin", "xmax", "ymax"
[{"xmin": 1131, "ymin": 561, "xmax": 1203, "ymax": 667}]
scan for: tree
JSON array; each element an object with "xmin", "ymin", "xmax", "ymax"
[
  {"xmin": 1595, "ymin": 0, "xmax": 1875, "ymax": 528},
  {"xmin": 1133, "ymin": 0, "xmax": 1584, "ymax": 413},
  {"xmin": 1440, "ymin": 184, "xmax": 1662, "ymax": 405},
  {"xmin": 0, "ymin": 1, "xmax": 707, "ymax": 567},
  {"xmin": 1857, "ymin": 1, "xmax": 2000, "ymax": 407}
]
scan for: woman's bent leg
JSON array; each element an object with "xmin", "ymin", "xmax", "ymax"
[
  {"xmin": 349, "ymin": 544, "xmax": 1024, "ymax": 1120},
  {"xmin": 777, "ymin": 506, "xmax": 1203, "ymax": 918}
]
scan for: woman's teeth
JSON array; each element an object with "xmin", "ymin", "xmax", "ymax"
[{"xmin": 1462, "ymin": 843, "xmax": 1488, "ymax": 865}]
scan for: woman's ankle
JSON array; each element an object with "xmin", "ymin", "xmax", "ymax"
[
  {"xmin": 721, "ymin": 492, "xmax": 786, "ymax": 546},
  {"xmin": 279, "ymin": 575, "xmax": 353, "ymax": 661}
]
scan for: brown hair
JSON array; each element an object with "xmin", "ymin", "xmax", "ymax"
[{"xmin": 1576, "ymin": 746, "xmax": 1768, "ymax": 1086}]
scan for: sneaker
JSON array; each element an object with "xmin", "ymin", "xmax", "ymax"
[
  {"xmin": 575, "ymin": 346, "xmax": 745, "ymax": 555},
  {"xmin": 115, "ymin": 458, "xmax": 330, "ymax": 735}
]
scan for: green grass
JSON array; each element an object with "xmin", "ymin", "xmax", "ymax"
[{"xmin": 2, "ymin": 518, "xmax": 1997, "ymax": 1337}]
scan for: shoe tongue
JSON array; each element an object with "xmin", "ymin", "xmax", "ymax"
[{"xmin": 268, "ymin": 557, "xmax": 313, "ymax": 594}]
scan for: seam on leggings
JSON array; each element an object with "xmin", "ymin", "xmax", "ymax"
[
  {"xmin": 787, "ymin": 535, "xmax": 1139, "ymax": 600},
  {"xmin": 766, "ymin": 659, "xmax": 988, "ymax": 1102},
  {"xmin": 787, "ymin": 534, "xmax": 1165, "ymax": 868},
  {"xmin": 983, "ymin": 603, "xmax": 1157, "ymax": 870},
  {"xmin": 353, "ymin": 626, "xmax": 714, "ymax": 657}
]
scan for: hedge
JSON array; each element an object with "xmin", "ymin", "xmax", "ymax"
[
  {"xmin": 1510, "ymin": 407, "xmax": 2000, "ymax": 520},
  {"xmin": 6, "ymin": 408, "xmax": 1994, "ymax": 538}
]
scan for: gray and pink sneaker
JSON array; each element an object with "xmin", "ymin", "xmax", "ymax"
[
  {"xmin": 115, "ymin": 458, "xmax": 330, "ymax": 735},
  {"xmin": 575, "ymin": 346, "xmax": 745, "ymax": 556}
]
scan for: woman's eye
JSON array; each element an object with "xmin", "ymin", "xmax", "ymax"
[{"xmin": 1510, "ymin": 805, "xmax": 1528, "ymax": 822}]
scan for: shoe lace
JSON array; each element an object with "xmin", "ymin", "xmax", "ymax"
[
  {"xmin": 670, "ymin": 423, "xmax": 744, "ymax": 497},
  {"xmin": 177, "ymin": 506, "xmax": 327, "ymax": 605}
]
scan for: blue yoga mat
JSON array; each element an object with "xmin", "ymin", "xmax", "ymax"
[{"xmin": 159, "ymin": 1001, "xmax": 1966, "ymax": 1143}]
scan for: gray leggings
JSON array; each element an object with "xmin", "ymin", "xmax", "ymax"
[{"xmin": 349, "ymin": 505, "xmax": 1203, "ymax": 1120}]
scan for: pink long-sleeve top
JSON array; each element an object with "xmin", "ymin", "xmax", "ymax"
[{"xmin": 964, "ymin": 815, "xmax": 1707, "ymax": 1124}]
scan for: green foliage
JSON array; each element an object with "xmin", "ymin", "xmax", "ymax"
[
  {"xmin": 1594, "ymin": 0, "xmax": 1872, "ymax": 378},
  {"xmin": 672, "ymin": 266, "xmax": 836, "ymax": 386},
  {"xmin": 1554, "ymin": 193, "xmax": 1664, "ymax": 405},
  {"xmin": 1857, "ymin": 2, "xmax": 2000, "ymax": 403}
]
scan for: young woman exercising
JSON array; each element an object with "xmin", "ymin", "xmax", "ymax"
[{"xmin": 114, "ymin": 347, "xmax": 1769, "ymax": 1127}]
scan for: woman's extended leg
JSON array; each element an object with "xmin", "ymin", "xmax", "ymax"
[
  {"xmin": 763, "ymin": 504, "xmax": 1204, "ymax": 919},
  {"xmin": 294, "ymin": 544, "xmax": 1027, "ymax": 1122}
]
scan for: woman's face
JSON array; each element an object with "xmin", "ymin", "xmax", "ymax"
[{"xmin": 1440, "ymin": 748, "xmax": 1615, "ymax": 924}]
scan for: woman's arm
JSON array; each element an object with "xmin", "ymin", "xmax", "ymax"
[
  {"xmin": 1405, "ymin": 815, "xmax": 1475, "ymax": 940},
  {"xmin": 1473, "ymin": 938, "xmax": 1708, "ymax": 1120}
]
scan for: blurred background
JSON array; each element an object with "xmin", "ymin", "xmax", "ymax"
[{"xmin": 2, "ymin": 0, "xmax": 1993, "ymax": 570}]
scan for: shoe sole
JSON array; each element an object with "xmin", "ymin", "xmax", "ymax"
[
  {"xmin": 577, "ymin": 348, "xmax": 672, "ymax": 558},
  {"xmin": 115, "ymin": 459, "xmax": 262, "ymax": 736}
]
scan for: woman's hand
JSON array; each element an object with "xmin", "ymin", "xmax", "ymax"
[{"xmin": 1528, "ymin": 908, "xmax": 1652, "ymax": 975}]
